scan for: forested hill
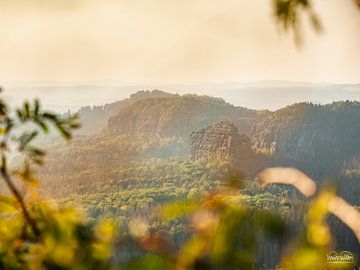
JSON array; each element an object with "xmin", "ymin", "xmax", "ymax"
[
  {"xmin": 250, "ymin": 101, "xmax": 360, "ymax": 178},
  {"xmin": 39, "ymin": 93, "xmax": 360, "ymax": 239},
  {"xmin": 106, "ymin": 94, "xmax": 267, "ymax": 138},
  {"xmin": 76, "ymin": 90, "xmax": 176, "ymax": 135},
  {"xmin": 72, "ymin": 92, "xmax": 360, "ymax": 179}
]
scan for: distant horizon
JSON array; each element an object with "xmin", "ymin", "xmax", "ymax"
[
  {"xmin": 3, "ymin": 79, "xmax": 360, "ymax": 88},
  {"xmin": 3, "ymin": 80, "xmax": 360, "ymax": 113}
]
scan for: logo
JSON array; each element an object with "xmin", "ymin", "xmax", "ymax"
[{"xmin": 326, "ymin": 251, "xmax": 357, "ymax": 269}]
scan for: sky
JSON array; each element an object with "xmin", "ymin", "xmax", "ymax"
[{"xmin": 0, "ymin": 0, "xmax": 359, "ymax": 86}]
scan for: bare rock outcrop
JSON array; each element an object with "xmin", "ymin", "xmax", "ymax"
[{"xmin": 190, "ymin": 121, "xmax": 252, "ymax": 161}]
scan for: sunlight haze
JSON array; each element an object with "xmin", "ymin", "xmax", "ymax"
[{"xmin": 0, "ymin": 0, "xmax": 359, "ymax": 84}]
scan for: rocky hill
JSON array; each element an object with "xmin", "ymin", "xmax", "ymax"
[
  {"xmin": 190, "ymin": 121, "xmax": 252, "ymax": 161},
  {"xmin": 59, "ymin": 94, "xmax": 360, "ymax": 180},
  {"xmin": 106, "ymin": 95, "xmax": 267, "ymax": 138},
  {"xmin": 250, "ymin": 101, "xmax": 360, "ymax": 178},
  {"xmin": 77, "ymin": 90, "xmax": 176, "ymax": 135}
]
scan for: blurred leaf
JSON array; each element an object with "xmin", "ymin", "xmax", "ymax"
[
  {"xmin": 16, "ymin": 109, "xmax": 23, "ymax": 121},
  {"xmin": 24, "ymin": 102, "xmax": 30, "ymax": 118},
  {"xmin": 42, "ymin": 112, "xmax": 57, "ymax": 121},
  {"xmin": 126, "ymin": 254, "xmax": 171, "ymax": 270},
  {"xmin": 34, "ymin": 119, "xmax": 49, "ymax": 133},
  {"xmin": 0, "ymin": 195, "xmax": 17, "ymax": 213},
  {"xmin": 177, "ymin": 235, "xmax": 208, "ymax": 270},
  {"xmin": 18, "ymin": 131, "xmax": 38, "ymax": 151},
  {"xmin": 256, "ymin": 211, "xmax": 286, "ymax": 238},
  {"xmin": 1, "ymin": 154, "xmax": 7, "ymax": 170},
  {"xmin": 161, "ymin": 200, "xmax": 199, "ymax": 221},
  {"xmin": 34, "ymin": 99, "xmax": 40, "ymax": 116},
  {"xmin": 273, "ymin": 0, "xmax": 322, "ymax": 46}
]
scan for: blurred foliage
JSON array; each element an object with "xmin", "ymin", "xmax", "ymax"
[
  {"xmin": 272, "ymin": 0, "xmax": 360, "ymax": 46},
  {"xmin": 273, "ymin": 0, "xmax": 322, "ymax": 45},
  {"xmin": 0, "ymin": 202, "xmax": 116, "ymax": 270},
  {"xmin": 356, "ymin": 0, "xmax": 360, "ymax": 9},
  {"xmin": 0, "ymin": 88, "xmax": 117, "ymax": 269}
]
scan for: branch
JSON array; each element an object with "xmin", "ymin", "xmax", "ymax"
[{"xmin": 0, "ymin": 167, "xmax": 40, "ymax": 237}]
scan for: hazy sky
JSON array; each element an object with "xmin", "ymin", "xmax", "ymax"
[{"xmin": 0, "ymin": 0, "xmax": 359, "ymax": 84}]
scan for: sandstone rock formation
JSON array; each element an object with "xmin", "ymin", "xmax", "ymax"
[{"xmin": 189, "ymin": 121, "xmax": 252, "ymax": 161}]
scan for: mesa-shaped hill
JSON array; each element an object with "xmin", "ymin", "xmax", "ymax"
[
  {"xmin": 77, "ymin": 90, "xmax": 176, "ymax": 135},
  {"xmin": 106, "ymin": 94, "xmax": 267, "ymax": 138}
]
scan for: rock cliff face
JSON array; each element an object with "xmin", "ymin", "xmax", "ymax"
[
  {"xmin": 190, "ymin": 121, "xmax": 252, "ymax": 161},
  {"xmin": 250, "ymin": 101, "xmax": 360, "ymax": 178}
]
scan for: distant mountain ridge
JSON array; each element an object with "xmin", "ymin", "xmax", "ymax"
[
  {"xmin": 5, "ymin": 81, "xmax": 360, "ymax": 113},
  {"xmin": 48, "ymin": 89, "xmax": 360, "ymax": 182},
  {"xmin": 73, "ymin": 90, "xmax": 360, "ymax": 179},
  {"xmin": 105, "ymin": 94, "xmax": 266, "ymax": 138},
  {"xmin": 77, "ymin": 90, "xmax": 176, "ymax": 134}
]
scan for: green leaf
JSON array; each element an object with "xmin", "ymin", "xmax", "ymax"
[
  {"xmin": 1, "ymin": 154, "xmax": 7, "ymax": 170},
  {"xmin": 35, "ymin": 119, "xmax": 49, "ymax": 133},
  {"xmin": 34, "ymin": 99, "xmax": 40, "ymax": 116},
  {"xmin": 16, "ymin": 109, "xmax": 24, "ymax": 121},
  {"xmin": 42, "ymin": 112, "xmax": 57, "ymax": 121},
  {"xmin": 18, "ymin": 131, "xmax": 38, "ymax": 151},
  {"xmin": 24, "ymin": 101, "xmax": 30, "ymax": 117}
]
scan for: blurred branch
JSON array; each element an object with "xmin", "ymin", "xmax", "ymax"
[
  {"xmin": 0, "ymin": 159, "xmax": 40, "ymax": 237},
  {"xmin": 273, "ymin": 0, "xmax": 360, "ymax": 46},
  {"xmin": 273, "ymin": 0, "xmax": 323, "ymax": 46},
  {"xmin": 355, "ymin": 0, "xmax": 360, "ymax": 9},
  {"xmin": 0, "ymin": 88, "xmax": 80, "ymax": 238}
]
